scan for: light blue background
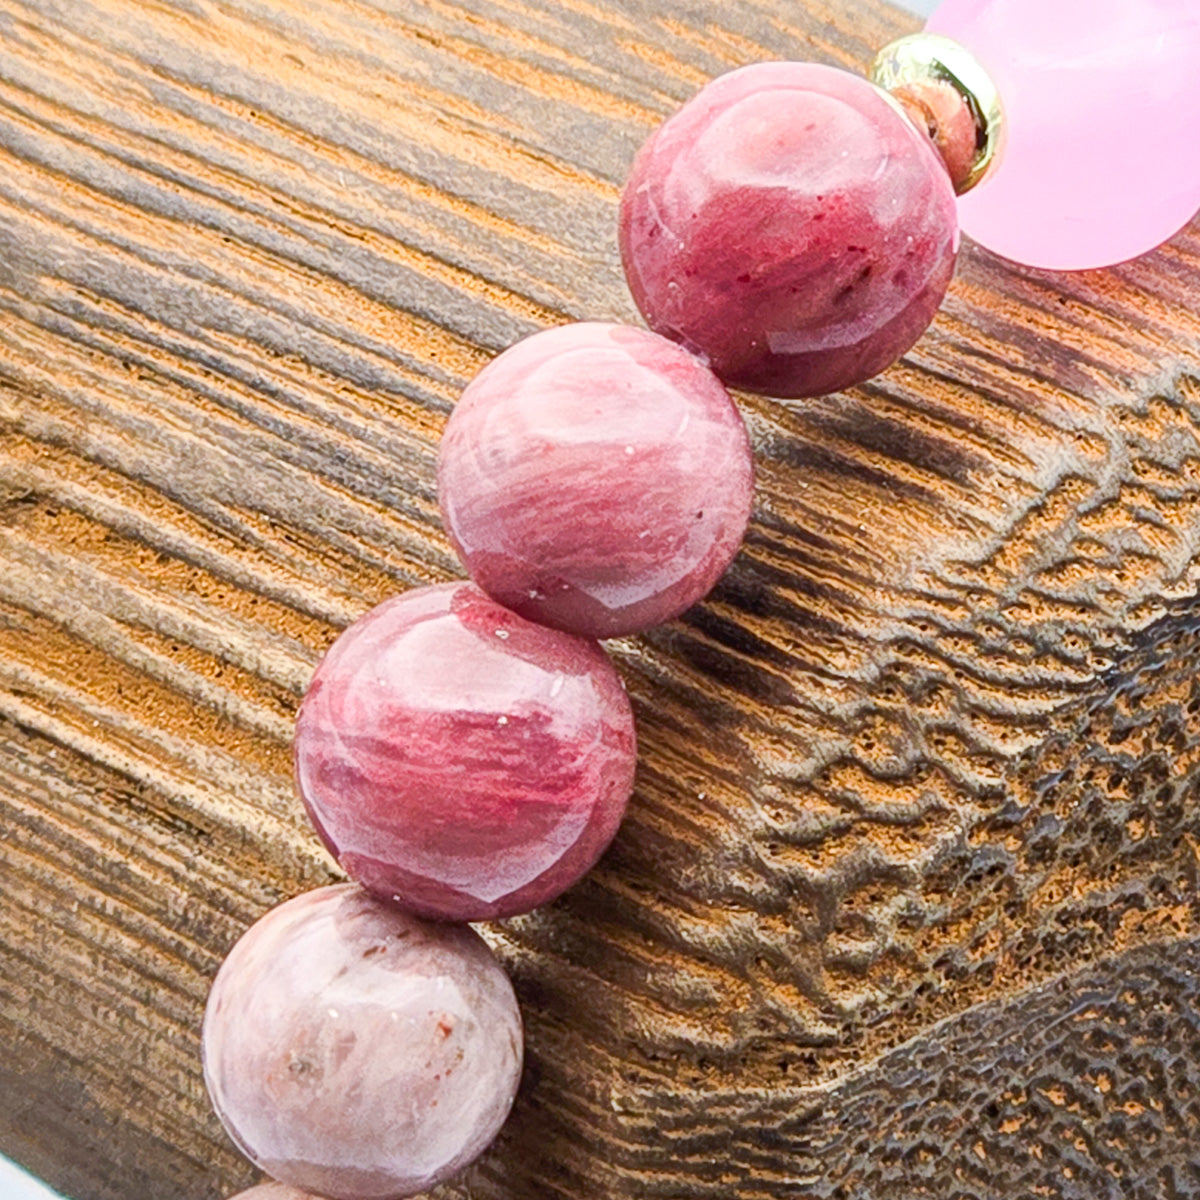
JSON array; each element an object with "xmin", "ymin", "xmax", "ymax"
[
  {"xmin": 0, "ymin": 1, "xmax": 934, "ymax": 1197},
  {"xmin": 0, "ymin": 1157, "xmax": 70, "ymax": 1200}
]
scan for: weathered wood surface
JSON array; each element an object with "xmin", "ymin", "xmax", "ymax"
[{"xmin": 2, "ymin": 1, "xmax": 1199, "ymax": 1197}]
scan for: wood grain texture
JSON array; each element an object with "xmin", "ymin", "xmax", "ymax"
[{"xmin": 1, "ymin": 1, "xmax": 1199, "ymax": 1197}]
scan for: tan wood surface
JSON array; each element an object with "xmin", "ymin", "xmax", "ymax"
[{"xmin": 2, "ymin": 1, "xmax": 1199, "ymax": 1197}]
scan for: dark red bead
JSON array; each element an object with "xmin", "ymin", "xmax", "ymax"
[
  {"xmin": 619, "ymin": 62, "xmax": 959, "ymax": 399},
  {"xmin": 294, "ymin": 583, "xmax": 636, "ymax": 921},
  {"xmin": 438, "ymin": 322, "xmax": 754, "ymax": 639}
]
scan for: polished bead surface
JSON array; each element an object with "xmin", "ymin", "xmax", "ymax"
[
  {"xmin": 294, "ymin": 583, "xmax": 636, "ymax": 920},
  {"xmin": 929, "ymin": 0, "xmax": 1200, "ymax": 269},
  {"xmin": 203, "ymin": 885, "xmax": 523, "ymax": 1200},
  {"xmin": 619, "ymin": 61, "xmax": 959, "ymax": 399},
  {"xmin": 439, "ymin": 322, "xmax": 754, "ymax": 639}
]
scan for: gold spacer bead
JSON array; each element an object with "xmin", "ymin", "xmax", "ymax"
[{"xmin": 870, "ymin": 32, "xmax": 1005, "ymax": 195}]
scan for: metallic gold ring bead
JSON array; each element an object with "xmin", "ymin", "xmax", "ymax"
[{"xmin": 870, "ymin": 32, "xmax": 1005, "ymax": 194}]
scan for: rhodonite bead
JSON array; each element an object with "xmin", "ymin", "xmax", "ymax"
[
  {"xmin": 294, "ymin": 582, "xmax": 636, "ymax": 921},
  {"xmin": 619, "ymin": 61, "xmax": 959, "ymax": 400},
  {"xmin": 929, "ymin": 0, "xmax": 1200, "ymax": 270},
  {"xmin": 203, "ymin": 885, "xmax": 523, "ymax": 1200},
  {"xmin": 438, "ymin": 322, "xmax": 754, "ymax": 639}
]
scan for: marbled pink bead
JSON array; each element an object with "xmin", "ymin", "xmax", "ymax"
[
  {"xmin": 294, "ymin": 583, "xmax": 636, "ymax": 921},
  {"xmin": 438, "ymin": 322, "xmax": 754, "ymax": 639},
  {"xmin": 203, "ymin": 885, "xmax": 523, "ymax": 1200},
  {"xmin": 929, "ymin": 0, "xmax": 1200, "ymax": 270},
  {"xmin": 619, "ymin": 61, "xmax": 959, "ymax": 400}
]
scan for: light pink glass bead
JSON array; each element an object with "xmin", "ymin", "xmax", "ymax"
[{"xmin": 929, "ymin": 0, "xmax": 1200, "ymax": 270}]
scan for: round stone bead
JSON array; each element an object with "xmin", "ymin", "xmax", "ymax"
[
  {"xmin": 438, "ymin": 322, "xmax": 754, "ymax": 639},
  {"xmin": 203, "ymin": 885, "xmax": 523, "ymax": 1200},
  {"xmin": 619, "ymin": 61, "xmax": 959, "ymax": 400},
  {"xmin": 929, "ymin": 0, "xmax": 1200, "ymax": 270},
  {"xmin": 294, "ymin": 582, "xmax": 636, "ymax": 921}
]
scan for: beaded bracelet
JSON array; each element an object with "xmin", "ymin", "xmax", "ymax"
[{"xmin": 201, "ymin": 2, "xmax": 1200, "ymax": 1198}]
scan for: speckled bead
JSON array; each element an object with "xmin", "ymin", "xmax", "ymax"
[
  {"xmin": 619, "ymin": 61, "xmax": 959, "ymax": 399},
  {"xmin": 294, "ymin": 582, "xmax": 637, "ymax": 921},
  {"xmin": 203, "ymin": 885, "xmax": 523, "ymax": 1200},
  {"xmin": 439, "ymin": 322, "xmax": 754, "ymax": 639}
]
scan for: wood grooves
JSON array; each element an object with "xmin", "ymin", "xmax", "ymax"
[{"xmin": 1, "ymin": 1, "xmax": 1199, "ymax": 1197}]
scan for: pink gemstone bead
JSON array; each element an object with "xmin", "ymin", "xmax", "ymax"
[
  {"xmin": 294, "ymin": 583, "xmax": 636, "ymax": 921},
  {"xmin": 619, "ymin": 61, "xmax": 959, "ymax": 399},
  {"xmin": 929, "ymin": 0, "xmax": 1200, "ymax": 270},
  {"xmin": 438, "ymin": 322, "xmax": 754, "ymax": 639},
  {"xmin": 203, "ymin": 885, "xmax": 523, "ymax": 1200}
]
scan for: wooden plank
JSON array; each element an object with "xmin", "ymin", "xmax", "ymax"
[{"xmin": 1, "ymin": 0, "xmax": 1198, "ymax": 1197}]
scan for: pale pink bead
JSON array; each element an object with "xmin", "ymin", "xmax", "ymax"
[
  {"xmin": 203, "ymin": 885, "xmax": 523, "ymax": 1200},
  {"xmin": 929, "ymin": 0, "xmax": 1200, "ymax": 270}
]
